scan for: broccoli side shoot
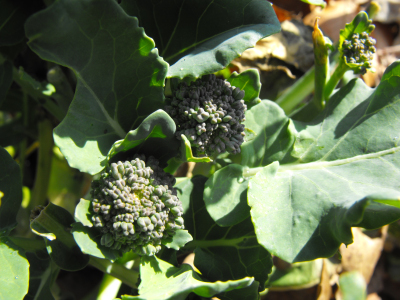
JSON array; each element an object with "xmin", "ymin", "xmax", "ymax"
[
  {"xmin": 90, "ymin": 155, "xmax": 184, "ymax": 256},
  {"xmin": 165, "ymin": 74, "xmax": 247, "ymax": 157},
  {"xmin": 342, "ymin": 32, "xmax": 376, "ymax": 74}
]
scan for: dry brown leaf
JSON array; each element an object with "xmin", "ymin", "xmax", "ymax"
[
  {"xmin": 316, "ymin": 260, "xmax": 332, "ymax": 300},
  {"xmin": 339, "ymin": 226, "xmax": 388, "ymax": 283}
]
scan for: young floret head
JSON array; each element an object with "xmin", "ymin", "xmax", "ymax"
[
  {"xmin": 342, "ymin": 32, "xmax": 376, "ymax": 74},
  {"xmin": 90, "ymin": 154, "xmax": 184, "ymax": 256},
  {"xmin": 164, "ymin": 74, "xmax": 247, "ymax": 157}
]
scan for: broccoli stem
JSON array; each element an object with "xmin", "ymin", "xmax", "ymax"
[
  {"xmin": 29, "ymin": 118, "xmax": 54, "ymax": 210},
  {"xmin": 89, "ymin": 257, "xmax": 140, "ymax": 289},
  {"xmin": 97, "ymin": 260, "xmax": 135, "ymax": 300},
  {"xmin": 312, "ymin": 18, "xmax": 329, "ymax": 111},
  {"xmin": 275, "ymin": 66, "xmax": 315, "ymax": 115},
  {"xmin": 323, "ymin": 59, "xmax": 350, "ymax": 101}
]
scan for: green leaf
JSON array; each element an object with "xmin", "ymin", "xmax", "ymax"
[
  {"xmin": 204, "ymin": 164, "xmax": 250, "ymax": 226},
  {"xmin": 246, "ymin": 61, "xmax": 400, "ymax": 263},
  {"xmin": 74, "ymin": 198, "xmax": 93, "ymax": 227},
  {"xmin": 180, "ymin": 134, "xmax": 212, "ymax": 163},
  {"xmin": 71, "ymin": 222, "xmax": 118, "ymax": 261},
  {"xmin": 0, "ymin": 54, "xmax": 13, "ymax": 107},
  {"xmin": 73, "ymin": 198, "xmax": 119, "ymax": 260},
  {"xmin": 0, "ymin": 239, "xmax": 29, "ymax": 300},
  {"xmin": 120, "ymin": 0, "xmax": 281, "ymax": 79},
  {"xmin": 108, "ymin": 110, "xmax": 180, "ymax": 168},
  {"xmin": 176, "ymin": 177, "xmax": 272, "ymax": 296},
  {"xmin": 24, "ymin": 252, "xmax": 57, "ymax": 300},
  {"xmin": 161, "ymin": 229, "xmax": 193, "ymax": 251},
  {"xmin": 0, "ymin": 147, "xmax": 22, "ymax": 235},
  {"xmin": 241, "ymin": 100, "xmax": 296, "ymax": 168},
  {"xmin": 339, "ymin": 271, "xmax": 366, "ymax": 300},
  {"xmin": 203, "ymin": 100, "xmax": 296, "ymax": 226},
  {"xmin": 30, "ymin": 203, "xmax": 90, "ymax": 271},
  {"xmin": 339, "ymin": 12, "xmax": 374, "ymax": 50},
  {"xmin": 25, "ymin": 0, "xmax": 168, "ymax": 174},
  {"xmin": 266, "ymin": 259, "xmax": 323, "ymax": 289},
  {"xmin": 122, "ymin": 256, "xmax": 253, "ymax": 300},
  {"xmin": 227, "ymin": 69, "xmax": 262, "ymax": 108}
]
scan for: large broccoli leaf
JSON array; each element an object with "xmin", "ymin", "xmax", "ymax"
[
  {"xmin": 120, "ymin": 0, "xmax": 280, "ymax": 79},
  {"xmin": 204, "ymin": 60, "xmax": 400, "ymax": 263},
  {"xmin": 248, "ymin": 61, "xmax": 400, "ymax": 262},
  {"xmin": 123, "ymin": 255, "xmax": 253, "ymax": 300},
  {"xmin": 204, "ymin": 100, "xmax": 296, "ymax": 227},
  {"xmin": 25, "ymin": 0, "xmax": 168, "ymax": 174},
  {"xmin": 176, "ymin": 176, "xmax": 272, "ymax": 299}
]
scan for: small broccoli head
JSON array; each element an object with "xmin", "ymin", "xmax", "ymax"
[
  {"xmin": 164, "ymin": 74, "xmax": 247, "ymax": 157},
  {"xmin": 90, "ymin": 155, "xmax": 184, "ymax": 256},
  {"xmin": 342, "ymin": 32, "xmax": 376, "ymax": 74}
]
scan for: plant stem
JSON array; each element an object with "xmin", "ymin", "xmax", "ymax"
[
  {"xmin": 18, "ymin": 90, "xmax": 29, "ymax": 180},
  {"xmin": 89, "ymin": 257, "xmax": 140, "ymax": 289},
  {"xmin": 12, "ymin": 67, "xmax": 66, "ymax": 121},
  {"xmin": 275, "ymin": 67, "xmax": 315, "ymax": 115},
  {"xmin": 323, "ymin": 60, "xmax": 350, "ymax": 101},
  {"xmin": 97, "ymin": 260, "xmax": 135, "ymax": 300},
  {"xmin": 30, "ymin": 118, "xmax": 54, "ymax": 210},
  {"xmin": 312, "ymin": 18, "xmax": 329, "ymax": 111}
]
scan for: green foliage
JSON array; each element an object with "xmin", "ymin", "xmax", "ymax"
[
  {"xmin": 0, "ymin": 239, "xmax": 29, "ymax": 300},
  {"xmin": 120, "ymin": 0, "xmax": 280, "ymax": 79},
  {"xmin": 339, "ymin": 271, "xmax": 367, "ymax": 300},
  {"xmin": 122, "ymin": 255, "xmax": 254, "ymax": 300},
  {"xmin": 2, "ymin": 2, "xmax": 400, "ymax": 299},
  {"xmin": 25, "ymin": 0, "xmax": 168, "ymax": 174}
]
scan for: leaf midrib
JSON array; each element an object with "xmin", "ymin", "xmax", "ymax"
[{"xmin": 244, "ymin": 146, "xmax": 400, "ymax": 177}]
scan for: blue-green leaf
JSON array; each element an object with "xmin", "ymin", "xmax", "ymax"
[
  {"xmin": 121, "ymin": 0, "xmax": 280, "ymax": 79},
  {"xmin": 0, "ymin": 239, "xmax": 29, "ymax": 300},
  {"xmin": 122, "ymin": 256, "xmax": 253, "ymax": 300},
  {"xmin": 247, "ymin": 61, "xmax": 400, "ymax": 263},
  {"xmin": 25, "ymin": 0, "xmax": 168, "ymax": 174}
]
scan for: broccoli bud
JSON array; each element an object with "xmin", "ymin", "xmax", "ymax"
[
  {"xmin": 164, "ymin": 74, "xmax": 247, "ymax": 157},
  {"xmin": 342, "ymin": 32, "xmax": 376, "ymax": 74},
  {"xmin": 90, "ymin": 155, "xmax": 184, "ymax": 256}
]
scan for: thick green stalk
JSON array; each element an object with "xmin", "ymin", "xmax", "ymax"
[
  {"xmin": 312, "ymin": 18, "xmax": 329, "ymax": 110},
  {"xmin": 90, "ymin": 257, "xmax": 140, "ymax": 289},
  {"xmin": 97, "ymin": 260, "xmax": 135, "ymax": 300},
  {"xmin": 29, "ymin": 118, "xmax": 54, "ymax": 210},
  {"xmin": 323, "ymin": 59, "xmax": 350, "ymax": 101},
  {"xmin": 18, "ymin": 91, "xmax": 29, "ymax": 180},
  {"xmin": 275, "ymin": 67, "xmax": 315, "ymax": 115}
]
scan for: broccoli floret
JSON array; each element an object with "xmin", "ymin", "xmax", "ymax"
[
  {"xmin": 90, "ymin": 155, "xmax": 184, "ymax": 256},
  {"xmin": 342, "ymin": 32, "xmax": 376, "ymax": 74},
  {"xmin": 165, "ymin": 74, "xmax": 247, "ymax": 157}
]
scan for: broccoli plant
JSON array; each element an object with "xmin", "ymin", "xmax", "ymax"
[{"xmin": 1, "ymin": 1, "xmax": 400, "ymax": 300}]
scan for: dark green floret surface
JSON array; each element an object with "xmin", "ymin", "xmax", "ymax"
[
  {"xmin": 165, "ymin": 74, "xmax": 247, "ymax": 157},
  {"xmin": 90, "ymin": 155, "xmax": 184, "ymax": 256},
  {"xmin": 342, "ymin": 32, "xmax": 376, "ymax": 74}
]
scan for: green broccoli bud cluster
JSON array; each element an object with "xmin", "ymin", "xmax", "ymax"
[
  {"xmin": 164, "ymin": 74, "xmax": 247, "ymax": 157},
  {"xmin": 90, "ymin": 155, "xmax": 184, "ymax": 256},
  {"xmin": 342, "ymin": 32, "xmax": 376, "ymax": 74}
]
